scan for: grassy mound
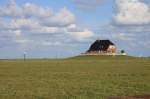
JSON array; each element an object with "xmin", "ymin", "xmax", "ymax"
[{"xmin": 68, "ymin": 55, "xmax": 136, "ymax": 60}]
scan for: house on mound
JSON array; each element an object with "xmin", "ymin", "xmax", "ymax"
[{"xmin": 83, "ymin": 40, "xmax": 117, "ymax": 55}]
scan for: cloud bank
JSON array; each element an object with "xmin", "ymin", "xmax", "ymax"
[{"xmin": 0, "ymin": 0, "xmax": 94, "ymax": 50}]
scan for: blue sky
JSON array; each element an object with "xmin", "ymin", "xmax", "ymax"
[{"xmin": 0, "ymin": 0, "xmax": 150, "ymax": 59}]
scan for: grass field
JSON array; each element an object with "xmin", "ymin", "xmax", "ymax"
[{"xmin": 0, "ymin": 55, "xmax": 150, "ymax": 99}]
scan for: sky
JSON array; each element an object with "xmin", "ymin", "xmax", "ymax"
[{"xmin": 0, "ymin": 0, "xmax": 150, "ymax": 59}]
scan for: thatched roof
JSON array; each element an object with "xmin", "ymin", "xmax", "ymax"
[{"xmin": 88, "ymin": 40, "xmax": 115, "ymax": 52}]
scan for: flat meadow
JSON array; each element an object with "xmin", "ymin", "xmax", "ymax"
[{"xmin": 0, "ymin": 56, "xmax": 150, "ymax": 99}]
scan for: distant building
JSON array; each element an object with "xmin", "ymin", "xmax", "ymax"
[{"xmin": 83, "ymin": 40, "xmax": 117, "ymax": 55}]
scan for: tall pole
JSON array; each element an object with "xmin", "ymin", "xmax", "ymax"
[{"xmin": 24, "ymin": 52, "xmax": 26, "ymax": 61}]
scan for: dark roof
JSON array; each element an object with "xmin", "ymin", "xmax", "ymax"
[{"xmin": 88, "ymin": 40, "xmax": 115, "ymax": 52}]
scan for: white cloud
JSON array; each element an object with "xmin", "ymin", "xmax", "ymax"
[
  {"xmin": 0, "ymin": 1, "xmax": 75, "ymax": 28},
  {"xmin": 13, "ymin": 30, "xmax": 21, "ymax": 36},
  {"xmin": 30, "ymin": 26, "xmax": 63, "ymax": 34},
  {"xmin": 15, "ymin": 39, "xmax": 31, "ymax": 44},
  {"xmin": 42, "ymin": 7, "xmax": 76, "ymax": 27},
  {"xmin": 10, "ymin": 18, "xmax": 40, "ymax": 29},
  {"xmin": 114, "ymin": 33, "xmax": 136, "ymax": 41},
  {"xmin": 23, "ymin": 3, "xmax": 53, "ymax": 18},
  {"xmin": 114, "ymin": 0, "xmax": 150, "ymax": 25},
  {"xmin": 72, "ymin": 0, "xmax": 104, "ymax": 10},
  {"xmin": 67, "ymin": 24, "xmax": 77, "ymax": 29},
  {"xmin": 0, "ymin": 0, "xmax": 52, "ymax": 18},
  {"xmin": 69, "ymin": 29, "xmax": 94, "ymax": 40},
  {"xmin": 0, "ymin": 0, "xmax": 22, "ymax": 17},
  {"xmin": 42, "ymin": 41, "xmax": 62, "ymax": 46}
]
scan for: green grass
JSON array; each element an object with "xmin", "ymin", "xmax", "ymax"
[{"xmin": 0, "ymin": 55, "xmax": 150, "ymax": 99}]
